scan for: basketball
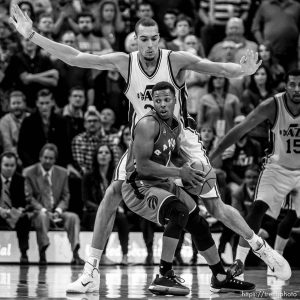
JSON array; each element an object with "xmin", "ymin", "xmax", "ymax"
[{"xmin": 182, "ymin": 160, "xmax": 216, "ymax": 196}]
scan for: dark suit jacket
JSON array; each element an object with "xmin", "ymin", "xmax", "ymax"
[
  {"xmin": 18, "ymin": 110, "xmax": 71, "ymax": 168},
  {"xmin": 23, "ymin": 163, "xmax": 69, "ymax": 212},
  {"xmin": 0, "ymin": 173, "xmax": 26, "ymax": 208}
]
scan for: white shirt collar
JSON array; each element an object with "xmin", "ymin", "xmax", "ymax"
[{"xmin": 40, "ymin": 164, "xmax": 53, "ymax": 178}]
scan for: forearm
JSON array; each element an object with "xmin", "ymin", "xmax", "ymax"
[
  {"xmin": 33, "ymin": 76, "xmax": 58, "ymax": 86},
  {"xmin": 137, "ymin": 160, "xmax": 181, "ymax": 178}
]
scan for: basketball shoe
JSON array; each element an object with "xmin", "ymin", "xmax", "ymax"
[
  {"xmin": 148, "ymin": 270, "xmax": 190, "ymax": 296},
  {"xmin": 66, "ymin": 261, "xmax": 99, "ymax": 293},
  {"xmin": 253, "ymin": 240, "xmax": 291, "ymax": 280}
]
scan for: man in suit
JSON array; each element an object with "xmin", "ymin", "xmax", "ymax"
[
  {"xmin": 24, "ymin": 143, "xmax": 83, "ymax": 265},
  {"xmin": 0, "ymin": 151, "xmax": 31, "ymax": 264}
]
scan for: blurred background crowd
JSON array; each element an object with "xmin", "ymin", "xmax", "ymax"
[{"xmin": 0, "ymin": 0, "xmax": 300, "ymax": 268}]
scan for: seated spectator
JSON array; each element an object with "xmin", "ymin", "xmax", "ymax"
[
  {"xmin": 71, "ymin": 106, "xmax": 103, "ymax": 175},
  {"xmin": 95, "ymin": 0, "xmax": 126, "ymax": 51},
  {"xmin": 24, "ymin": 143, "xmax": 84, "ymax": 265},
  {"xmin": 2, "ymin": 35, "xmax": 59, "ymax": 108},
  {"xmin": 37, "ymin": 13, "xmax": 55, "ymax": 40},
  {"xmin": 222, "ymin": 115, "xmax": 263, "ymax": 194},
  {"xmin": 136, "ymin": 1, "xmax": 154, "ymax": 19},
  {"xmin": 208, "ymin": 17, "xmax": 257, "ymax": 64},
  {"xmin": 241, "ymin": 64, "xmax": 276, "ymax": 151},
  {"xmin": 0, "ymin": 91, "xmax": 29, "ymax": 154},
  {"xmin": 76, "ymin": 12, "xmax": 112, "ymax": 56},
  {"xmin": 82, "ymin": 143, "xmax": 129, "ymax": 265},
  {"xmin": 18, "ymin": 89, "xmax": 70, "ymax": 168},
  {"xmin": 0, "ymin": 151, "xmax": 31, "ymax": 264},
  {"xmin": 197, "ymin": 76, "xmax": 241, "ymax": 145},
  {"xmin": 53, "ymin": 30, "xmax": 94, "ymax": 107},
  {"xmin": 258, "ymin": 42, "xmax": 285, "ymax": 92}
]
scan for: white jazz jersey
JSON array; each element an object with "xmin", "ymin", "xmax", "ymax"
[{"xmin": 266, "ymin": 92, "xmax": 300, "ymax": 170}]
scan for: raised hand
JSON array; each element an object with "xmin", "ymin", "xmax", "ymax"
[
  {"xmin": 10, "ymin": 4, "xmax": 33, "ymax": 38},
  {"xmin": 240, "ymin": 50, "xmax": 262, "ymax": 76}
]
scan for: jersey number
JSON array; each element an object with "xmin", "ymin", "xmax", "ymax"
[{"xmin": 286, "ymin": 139, "xmax": 300, "ymax": 153}]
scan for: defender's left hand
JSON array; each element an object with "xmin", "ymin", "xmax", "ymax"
[{"xmin": 240, "ymin": 50, "xmax": 262, "ymax": 76}]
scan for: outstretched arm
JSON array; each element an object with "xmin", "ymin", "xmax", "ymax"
[
  {"xmin": 173, "ymin": 49, "xmax": 262, "ymax": 78},
  {"xmin": 210, "ymin": 97, "xmax": 276, "ymax": 162},
  {"xmin": 10, "ymin": 5, "xmax": 126, "ymax": 71}
]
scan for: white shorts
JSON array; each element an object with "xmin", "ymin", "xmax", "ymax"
[
  {"xmin": 255, "ymin": 163, "xmax": 300, "ymax": 218},
  {"xmin": 114, "ymin": 127, "xmax": 219, "ymax": 198}
]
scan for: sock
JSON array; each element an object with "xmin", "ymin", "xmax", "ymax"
[
  {"xmin": 87, "ymin": 247, "xmax": 103, "ymax": 269},
  {"xmin": 274, "ymin": 236, "xmax": 288, "ymax": 255},
  {"xmin": 159, "ymin": 259, "xmax": 172, "ymax": 276},
  {"xmin": 236, "ymin": 245, "xmax": 250, "ymax": 264},
  {"xmin": 209, "ymin": 261, "xmax": 226, "ymax": 281},
  {"xmin": 245, "ymin": 231, "xmax": 263, "ymax": 251}
]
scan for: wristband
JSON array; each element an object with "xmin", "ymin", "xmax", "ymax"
[{"xmin": 27, "ymin": 31, "xmax": 35, "ymax": 41}]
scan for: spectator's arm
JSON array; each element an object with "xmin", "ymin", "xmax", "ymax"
[
  {"xmin": 66, "ymin": 17, "xmax": 80, "ymax": 33},
  {"xmin": 56, "ymin": 172, "xmax": 70, "ymax": 211},
  {"xmin": 20, "ymin": 70, "xmax": 59, "ymax": 86}
]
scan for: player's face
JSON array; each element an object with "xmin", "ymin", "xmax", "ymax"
[
  {"xmin": 136, "ymin": 25, "xmax": 160, "ymax": 61},
  {"xmin": 40, "ymin": 149, "xmax": 56, "ymax": 171},
  {"xmin": 153, "ymin": 89, "xmax": 176, "ymax": 121},
  {"xmin": 1, "ymin": 157, "xmax": 17, "ymax": 178},
  {"xmin": 10, "ymin": 96, "xmax": 26, "ymax": 117},
  {"xmin": 97, "ymin": 145, "xmax": 112, "ymax": 166},
  {"xmin": 286, "ymin": 75, "xmax": 300, "ymax": 104},
  {"xmin": 69, "ymin": 90, "xmax": 85, "ymax": 108},
  {"xmin": 244, "ymin": 169, "xmax": 259, "ymax": 191}
]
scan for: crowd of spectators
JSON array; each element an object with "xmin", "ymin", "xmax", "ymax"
[{"xmin": 0, "ymin": 0, "xmax": 300, "ymax": 267}]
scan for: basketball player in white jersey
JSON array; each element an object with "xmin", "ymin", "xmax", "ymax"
[
  {"xmin": 10, "ymin": 5, "xmax": 290, "ymax": 293},
  {"xmin": 210, "ymin": 70, "xmax": 300, "ymax": 280}
]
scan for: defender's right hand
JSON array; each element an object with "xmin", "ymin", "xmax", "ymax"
[
  {"xmin": 179, "ymin": 163, "xmax": 204, "ymax": 188},
  {"xmin": 10, "ymin": 4, "xmax": 33, "ymax": 39}
]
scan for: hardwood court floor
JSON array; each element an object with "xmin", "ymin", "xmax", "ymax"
[{"xmin": 0, "ymin": 265, "xmax": 299, "ymax": 299}]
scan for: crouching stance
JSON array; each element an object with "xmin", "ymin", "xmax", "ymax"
[{"xmin": 122, "ymin": 82, "xmax": 255, "ymax": 295}]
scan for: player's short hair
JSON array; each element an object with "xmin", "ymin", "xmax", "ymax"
[
  {"xmin": 9, "ymin": 90, "xmax": 26, "ymax": 101},
  {"xmin": 39, "ymin": 143, "xmax": 58, "ymax": 159},
  {"xmin": 285, "ymin": 69, "xmax": 300, "ymax": 82},
  {"xmin": 77, "ymin": 11, "xmax": 95, "ymax": 23},
  {"xmin": 152, "ymin": 81, "xmax": 175, "ymax": 97},
  {"xmin": 135, "ymin": 18, "xmax": 158, "ymax": 35}
]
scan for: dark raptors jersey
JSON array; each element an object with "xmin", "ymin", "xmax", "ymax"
[{"xmin": 126, "ymin": 110, "xmax": 180, "ymax": 182}]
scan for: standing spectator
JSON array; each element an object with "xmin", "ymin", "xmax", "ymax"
[
  {"xmin": 241, "ymin": 65, "xmax": 276, "ymax": 151},
  {"xmin": 199, "ymin": 0, "xmax": 251, "ymax": 55},
  {"xmin": 2, "ymin": 36, "xmax": 59, "ymax": 108},
  {"xmin": 54, "ymin": 30, "xmax": 94, "ymax": 107},
  {"xmin": 95, "ymin": 0, "xmax": 126, "ymax": 50},
  {"xmin": 258, "ymin": 42, "xmax": 285, "ymax": 92},
  {"xmin": 208, "ymin": 17, "xmax": 257, "ymax": 64},
  {"xmin": 76, "ymin": 12, "xmax": 112, "ymax": 55},
  {"xmin": 0, "ymin": 152, "xmax": 31, "ymax": 264},
  {"xmin": 172, "ymin": 15, "xmax": 193, "ymax": 51},
  {"xmin": 197, "ymin": 76, "xmax": 241, "ymax": 145},
  {"xmin": 82, "ymin": 143, "xmax": 129, "ymax": 265},
  {"xmin": 251, "ymin": 0, "xmax": 300, "ymax": 72},
  {"xmin": 24, "ymin": 143, "xmax": 84, "ymax": 265},
  {"xmin": 37, "ymin": 13, "xmax": 55, "ymax": 40},
  {"xmin": 0, "ymin": 91, "xmax": 29, "ymax": 154},
  {"xmin": 72, "ymin": 106, "xmax": 102, "ymax": 174},
  {"xmin": 18, "ymin": 89, "xmax": 70, "ymax": 168}
]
